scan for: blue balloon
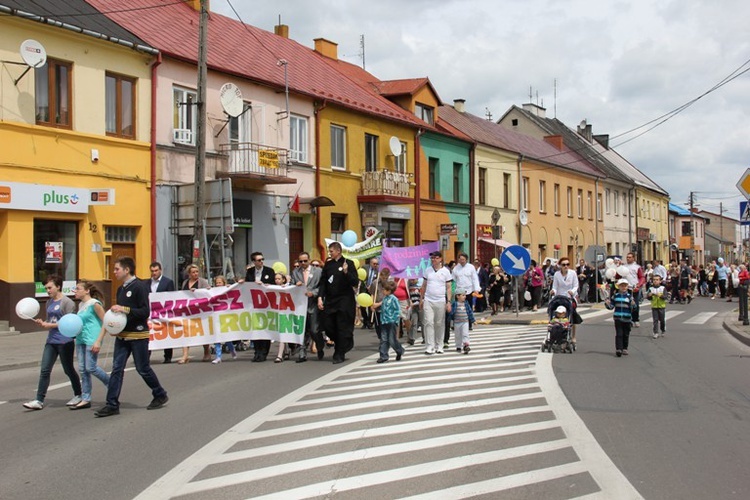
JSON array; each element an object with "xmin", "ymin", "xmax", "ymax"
[
  {"xmin": 341, "ymin": 230, "xmax": 358, "ymax": 248},
  {"xmin": 57, "ymin": 313, "xmax": 83, "ymax": 338}
]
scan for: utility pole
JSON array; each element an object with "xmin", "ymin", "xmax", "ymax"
[
  {"xmin": 689, "ymin": 192, "xmax": 695, "ymax": 265},
  {"xmin": 720, "ymin": 201, "xmax": 724, "ymax": 262},
  {"xmin": 192, "ymin": 0, "xmax": 208, "ymax": 270}
]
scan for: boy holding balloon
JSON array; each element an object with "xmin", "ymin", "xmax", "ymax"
[{"xmin": 23, "ymin": 274, "xmax": 82, "ymax": 411}]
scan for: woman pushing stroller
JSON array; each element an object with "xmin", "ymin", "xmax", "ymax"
[{"xmin": 549, "ymin": 257, "xmax": 583, "ymax": 346}]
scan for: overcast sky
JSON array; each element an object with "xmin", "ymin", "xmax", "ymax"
[{"xmin": 216, "ymin": 0, "xmax": 750, "ymax": 219}]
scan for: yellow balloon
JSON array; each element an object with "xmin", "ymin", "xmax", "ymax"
[
  {"xmin": 491, "ymin": 258, "xmax": 499, "ymax": 266},
  {"xmin": 356, "ymin": 293, "xmax": 373, "ymax": 307},
  {"xmin": 272, "ymin": 261, "xmax": 287, "ymax": 275},
  {"xmin": 353, "ymin": 259, "xmax": 361, "ymax": 269},
  {"xmin": 357, "ymin": 268, "xmax": 367, "ymax": 281}
]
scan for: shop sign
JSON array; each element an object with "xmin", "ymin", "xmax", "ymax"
[
  {"xmin": 362, "ymin": 211, "xmax": 378, "ymax": 226},
  {"xmin": 233, "ymin": 198, "xmax": 253, "ymax": 228},
  {"xmin": 35, "ymin": 280, "xmax": 76, "ymax": 297},
  {"xmin": 0, "ymin": 181, "xmax": 89, "ymax": 213},
  {"xmin": 440, "ymin": 223, "xmax": 458, "ymax": 235},
  {"xmin": 259, "ymin": 149, "xmax": 279, "ymax": 169},
  {"xmin": 89, "ymin": 189, "xmax": 116, "ymax": 205}
]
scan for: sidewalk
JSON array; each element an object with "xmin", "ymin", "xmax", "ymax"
[{"xmin": 3, "ymin": 304, "xmax": 747, "ymax": 371}]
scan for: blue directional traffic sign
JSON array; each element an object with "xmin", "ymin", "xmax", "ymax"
[
  {"xmin": 741, "ymin": 201, "xmax": 750, "ymax": 226},
  {"xmin": 500, "ymin": 245, "xmax": 531, "ymax": 276}
]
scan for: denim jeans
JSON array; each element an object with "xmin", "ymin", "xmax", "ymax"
[
  {"xmin": 213, "ymin": 342, "xmax": 236, "ymax": 360},
  {"xmin": 76, "ymin": 343, "xmax": 110, "ymax": 401},
  {"xmin": 379, "ymin": 323, "xmax": 404, "ymax": 360},
  {"xmin": 36, "ymin": 342, "xmax": 81, "ymax": 402},
  {"xmin": 106, "ymin": 337, "xmax": 167, "ymax": 408}
]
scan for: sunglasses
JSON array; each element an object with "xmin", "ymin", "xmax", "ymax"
[
  {"xmin": 255, "ymin": 258, "xmax": 264, "ymax": 262},
  {"xmin": 311, "ymin": 263, "xmax": 320, "ymax": 267},
  {"xmin": 560, "ymin": 263, "xmax": 569, "ymax": 267},
  {"xmin": 299, "ymin": 259, "xmax": 308, "ymax": 263}
]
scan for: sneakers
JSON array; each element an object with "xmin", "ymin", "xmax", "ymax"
[
  {"xmin": 443, "ymin": 342, "xmax": 449, "ymax": 349},
  {"xmin": 424, "ymin": 349, "xmax": 434, "ymax": 355},
  {"xmin": 616, "ymin": 350, "xmax": 622, "ymax": 357},
  {"xmin": 652, "ymin": 333, "xmax": 659, "ymax": 339},
  {"xmin": 463, "ymin": 343, "xmax": 471, "ymax": 354},
  {"xmin": 147, "ymin": 395, "xmax": 169, "ymax": 410},
  {"xmin": 212, "ymin": 357, "xmax": 222, "ymax": 364},
  {"xmin": 376, "ymin": 358, "xmax": 388, "ymax": 364},
  {"xmin": 231, "ymin": 352, "xmax": 238, "ymax": 360},
  {"xmin": 396, "ymin": 352, "xmax": 402, "ymax": 361},
  {"xmin": 633, "ymin": 322, "xmax": 640, "ymax": 328},
  {"xmin": 456, "ymin": 348, "xmax": 463, "ymax": 353},
  {"xmin": 622, "ymin": 349, "xmax": 629, "ymax": 355},
  {"xmin": 94, "ymin": 405, "xmax": 120, "ymax": 417},
  {"xmin": 23, "ymin": 400, "xmax": 44, "ymax": 410},
  {"xmin": 436, "ymin": 349, "xmax": 444, "ymax": 354},
  {"xmin": 66, "ymin": 395, "xmax": 83, "ymax": 407}
]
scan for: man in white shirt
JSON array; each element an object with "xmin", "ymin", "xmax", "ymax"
[
  {"xmin": 452, "ymin": 252, "xmax": 480, "ymax": 302},
  {"xmin": 420, "ymin": 251, "xmax": 453, "ymax": 355}
]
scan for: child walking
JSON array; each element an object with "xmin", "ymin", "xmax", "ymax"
[
  {"xmin": 373, "ymin": 281, "xmax": 404, "ymax": 363},
  {"xmin": 647, "ymin": 274, "xmax": 667, "ymax": 338},
  {"xmin": 605, "ymin": 278, "xmax": 636, "ymax": 357},
  {"xmin": 451, "ymin": 289, "xmax": 475, "ymax": 354}
]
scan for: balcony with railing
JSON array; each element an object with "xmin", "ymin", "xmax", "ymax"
[
  {"xmin": 358, "ymin": 169, "xmax": 413, "ymax": 205},
  {"xmin": 217, "ymin": 142, "xmax": 296, "ymax": 186}
]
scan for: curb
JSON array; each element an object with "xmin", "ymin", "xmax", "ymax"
[{"xmin": 721, "ymin": 310, "xmax": 750, "ymax": 348}]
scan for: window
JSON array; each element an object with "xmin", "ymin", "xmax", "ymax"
[
  {"xmin": 614, "ymin": 191, "xmax": 619, "ymax": 215},
  {"xmin": 478, "ymin": 167, "xmax": 487, "ymax": 205},
  {"xmin": 173, "ymin": 86, "xmax": 197, "ymax": 145},
  {"xmin": 105, "ymin": 73, "xmax": 136, "ymax": 138},
  {"xmin": 330, "ymin": 125, "xmax": 346, "ymax": 169},
  {"xmin": 35, "ymin": 58, "xmax": 72, "ymax": 128},
  {"xmin": 577, "ymin": 189, "xmax": 583, "ymax": 218},
  {"xmin": 105, "ymin": 226, "xmax": 137, "ymax": 243},
  {"xmin": 587, "ymin": 191, "xmax": 593, "ymax": 219},
  {"xmin": 290, "ymin": 115, "xmax": 308, "ymax": 163},
  {"xmin": 394, "ymin": 141, "xmax": 407, "ymax": 173},
  {"xmin": 567, "ymin": 187, "xmax": 573, "ymax": 216},
  {"xmin": 331, "ymin": 214, "xmax": 346, "ymax": 240},
  {"xmin": 682, "ymin": 220, "xmax": 692, "ymax": 236},
  {"xmin": 521, "ymin": 177, "xmax": 529, "ymax": 211},
  {"xmin": 228, "ymin": 102, "xmax": 253, "ymax": 145},
  {"xmin": 453, "ymin": 163, "xmax": 462, "ymax": 203},
  {"xmin": 503, "ymin": 173, "xmax": 511, "ymax": 209},
  {"xmin": 428, "ymin": 158, "xmax": 438, "ymax": 200},
  {"xmin": 605, "ymin": 188, "xmax": 611, "ymax": 214},
  {"xmin": 597, "ymin": 193, "xmax": 603, "ymax": 221},
  {"xmin": 554, "ymin": 184, "xmax": 560, "ymax": 215},
  {"xmin": 623, "ymin": 194, "xmax": 627, "ymax": 216},
  {"xmin": 34, "ymin": 220, "xmax": 78, "ymax": 294},
  {"xmin": 365, "ymin": 133, "xmax": 379, "ymax": 172},
  {"xmin": 415, "ymin": 103, "xmax": 434, "ymax": 125},
  {"xmin": 539, "ymin": 180, "xmax": 546, "ymax": 213}
]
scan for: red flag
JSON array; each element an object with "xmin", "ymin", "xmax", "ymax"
[{"xmin": 290, "ymin": 194, "xmax": 300, "ymax": 213}]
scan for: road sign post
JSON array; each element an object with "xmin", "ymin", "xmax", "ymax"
[{"xmin": 500, "ymin": 245, "xmax": 531, "ymax": 317}]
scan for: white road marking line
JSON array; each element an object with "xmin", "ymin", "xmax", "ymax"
[
  {"xmin": 684, "ymin": 312, "xmax": 718, "ymax": 324},
  {"xmin": 45, "ymin": 367, "xmax": 135, "ymax": 392},
  {"xmin": 250, "ymin": 440, "xmax": 574, "ymax": 500},
  {"xmin": 536, "ymin": 352, "xmax": 644, "ymax": 498}
]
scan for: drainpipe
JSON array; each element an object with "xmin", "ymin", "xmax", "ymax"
[
  {"xmin": 629, "ymin": 186, "xmax": 635, "ymax": 257},
  {"xmin": 150, "ymin": 52, "xmax": 162, "ymax": 261},
  {"xmin": 468, "ymin": 143, "xmax": 476, "ymax": 259},
  {"xmin": 414, "ymin": 128, "xmax": 424, "ymax": 244},
  {"xmin": 517, "ymin": 154, "xmax": 524, "ymax": 245},
  {"xmin": 314, "ymin": 99, "xmax": 328, "ymax": 260}
]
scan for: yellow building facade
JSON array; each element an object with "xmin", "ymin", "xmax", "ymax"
[
  {"xmin": 0, "ymin": 15, "xmax": 156, "ymax": 331},
  {"xmin": 635, "ymin": 188, "xmax": 670, "ymax": 262}
]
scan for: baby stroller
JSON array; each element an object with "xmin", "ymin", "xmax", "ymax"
[{"xmin": 541, "ymin": 295, "xmax": 575, "ymax": 353}]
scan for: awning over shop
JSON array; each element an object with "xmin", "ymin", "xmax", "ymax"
[{"xmin": 478, "ymin": 236, "xmax": 516, "ymax": 248}]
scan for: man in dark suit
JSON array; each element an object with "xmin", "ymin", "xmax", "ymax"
[
  {"xmin": 318, "ymin": 242, "xmax": 360, "ymax": 364},
  {"xmin": 149, "ymin": 261, "xmax": 176, "ymax": 363},
  {"xmin": 291, "ymin": 251, "xmax": 323, "ymax": 362},
  {"xmin": 245, "ymin": 251, "xmax": 276, "ymax": 361}
]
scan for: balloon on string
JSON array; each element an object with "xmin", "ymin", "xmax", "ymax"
[
  {"xmin": 616, "ymin": 265, "xmax": 630, "ymax": 277},
  {"xmin": 352, "ymin": 258, "xmax": 361, "ymax": 269},
  {"xmin": 605, "ymin": 258, "xmax": 615, "ymax": 269},
  {"xmin": 357, "ymin": 268, "xmax": 367, "ymax": 281},
  {"xmin": 103, "ymin": 310, "xmax": 127, "ymax": 335},
  {"xmin": 57, "ymin": 313, "xmax": 83, "ymax": 338},
  {"xmin": 491, "ymin": 258, "xmax": 499, "ymax": 267},
  {"xmin": 272, "ymin": 261, "xmax": 288, "ymax": 275},
  {"xmin": 605, "ymin": 268, "xmax": 617, "ymax": 280},
  {"xmin": 341, "ymin": 230, "xmax": 358, "ymax": 247},
  {"xmin": 15, "ymin": 297, "xmax": 40, "ymax": 320},
  {"xmin": 356, "ymin": 293, "xmax": 373, "ymax": 308}
]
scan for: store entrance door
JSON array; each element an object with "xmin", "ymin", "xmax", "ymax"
[{"xmin": 109, "ymin": 243, "xmax": 136, "ymax": 308}]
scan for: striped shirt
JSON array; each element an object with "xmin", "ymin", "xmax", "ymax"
[{"xmin": 607, "ymin": 291, "xmax": 634, "ymax": 322}]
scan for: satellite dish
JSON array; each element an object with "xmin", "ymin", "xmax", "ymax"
[
  {"xmin": 519, "ymin": 210, "xmax": 528, "ymax": 226},
  {"xmin": 20, "ymin": 39, "xmax": 47, "ymax": 68},
  {"xmin": 219, "ymin": 83, "xmax": 244, "ymax": 118},
  {"xmin": 389, "ymin": 136, "xmax": 402, "ymax": 156}
]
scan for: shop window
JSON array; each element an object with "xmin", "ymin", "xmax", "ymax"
[
  {"xmin": 34, "ymin": 220, "xmax": 78, "ymax": 295},
  {"xmin": 105, "ymin": 73, "xmax": 136, "ymax": 138},
  {"xmin": 383, "ymin": 219, "xmax": 405, "ymax": 247},
  {"xmin": 35, "ymin": 58, "xmax": 72, "ymax": 128},
  {"xmin": 330, "ymin": 213, "xmax": 346, "ymax": 240},
  {"xmin": 105, "ymin": 226, "xmax": 137, "ymax": 243}
]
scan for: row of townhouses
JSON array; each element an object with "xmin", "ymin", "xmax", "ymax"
[{"xmin": 1, "ymin": 0, "xmax": 685, "ymax": 331}]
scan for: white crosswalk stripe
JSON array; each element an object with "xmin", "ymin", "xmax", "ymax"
[
  {"xmin": 134, "ymin": 324, "xmax": 641, "ymax": 499},
  {"xmin": 590, "ymin": 307, "xmax": 718, "ymax": 325}
]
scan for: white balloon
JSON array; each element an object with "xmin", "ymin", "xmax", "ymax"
[
  {"xmin": 616, "ymin": 265, "xmax": 630, "ymax": 277},
  {"xmin": 524, "ymin": 291, "xmax": 532, "ymax": 301},
  {"xmin": 103, "ymin": 310, "xmax": 127, "ymax": 335},
  {"xmin": 15, "ymin": 297, "xmax": 40, "ymax": 319},
  {"xmin": 605, "ymin": 258, "xmax": 615, "ymax": 269},
  {"xmin": 605, "ymin": 268, "xmax": 617, "ymax": 280}
]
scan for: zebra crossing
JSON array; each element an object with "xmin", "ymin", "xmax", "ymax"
[
  {"xmin": 135, "ymin": 325, "xmax": 641, "ymax": 499},
  {"xmin": 589, "ymin": 307, "xmax": 718, "ymax": 325}
]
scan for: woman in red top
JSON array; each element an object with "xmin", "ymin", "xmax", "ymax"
[{"xmin": 525, "ymin": 260, "xmax": 545, "ymax": 311}]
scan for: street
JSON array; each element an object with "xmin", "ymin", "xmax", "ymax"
[{"xmin": 0, "ymin": 298, "xmax": 748, "ymax": 499}]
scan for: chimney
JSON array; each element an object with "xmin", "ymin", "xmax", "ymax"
[
  {"xmin": 453, "ymin": 99, "xmax": 466, "ymax": 113},
  {"xmin": 274, "ymin": 24, "xmax": 289, "ymax": 38},
  {"xmin": 187, "ymin": 0, "xmax": 208, "ymax": 11},
  {"xmin": 544, "ymin": 135, "xmax": 564, "ymax": 151},
  {"xmin": 577, "ymin": 120, "xmax": 593, "ymax": 142},
  {"xmin": 522, "ymin": 102, "xmax": 546, "ymax": 118},
  {"xmin": 593, "ymin": 134, "xmax": 609, "ymax": 149},
  {"xmin": 314, "ymin": 38, "xmax": 338, "ymax": 60}
]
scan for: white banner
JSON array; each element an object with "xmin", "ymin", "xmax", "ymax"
[{"xmin": 148, "ymin": 283, "xmax": 307, "ymax": 350}]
